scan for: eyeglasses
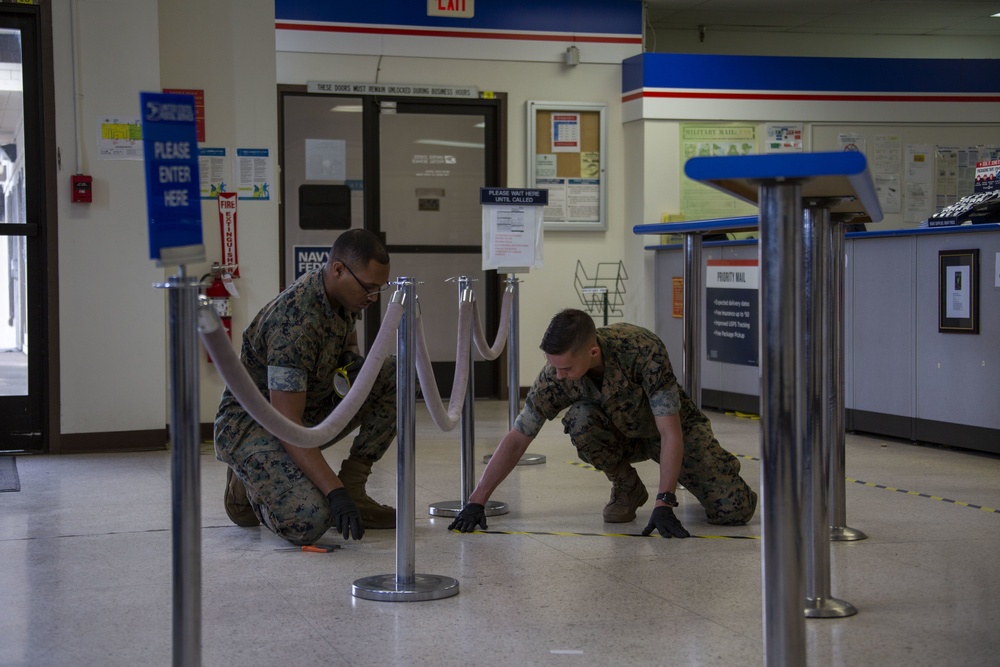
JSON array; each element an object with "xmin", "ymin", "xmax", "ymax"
[{"xmin": 339, "ymin": 260, "xmax": 390, "ymax": 298}]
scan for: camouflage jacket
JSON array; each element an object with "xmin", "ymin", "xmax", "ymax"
[
  {"xmin": 514, "ymin": 323, "xmax": 704, "ymax": 439},
  {"xmin": 216, "ymin": 268, "xmax": 358, "ymax": 432}
]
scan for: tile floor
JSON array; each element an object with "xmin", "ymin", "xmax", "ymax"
[{"xmin": 1, "ymin": 401, "xmax": 998, "ymax": 666}]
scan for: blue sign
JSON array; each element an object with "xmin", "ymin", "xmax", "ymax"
[
  {"xmin": 140, "ymin": 92, "xmax": 204, "ymax": 265},
  {"xmin": 294, "ymin": 245, "xmax": 330, "ymax": 281},
  {"xmin": 479, "ymin": 188, "xmax": 548, "ymax": 205}
]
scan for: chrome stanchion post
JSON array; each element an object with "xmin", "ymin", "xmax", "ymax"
[
  {"xmin": 682, "ymin": 233, "xmax": 703, "ymax": 408},
  {"xmin": 158, "ymin": 267, "xmax": 202, "ymax": 667},
  {"xmin": 485, "ymin": 275, "xmax": 545, "ymax": 465},
  {"xmin": 803, "ymin": 205, "xmax": 857, "ymax": 619},
  {"xmin": 429, "ymin": 278, "xmax": 508, "ymax": 518},
  {"xmin": 353, "ymin": 278, "xmax": 459, "ymax": 602},
  {"xmin": 508, "ymin": 274, "xmax": 520, "ymax": 429},
  {"xmin": 829, "ymin": 220, "xmax": 867, "ymax": 542},
  {"xmin": 759, "ymin": 182, "xmax": 807, "ymax": 667}
]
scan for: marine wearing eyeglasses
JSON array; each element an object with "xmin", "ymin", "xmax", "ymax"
[{"xmin": 214, "ymin": 229, "xmax": 398, "ymax": 546}]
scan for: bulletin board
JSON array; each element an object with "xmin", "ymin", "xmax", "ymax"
[
  {"xmin": 810, "ymin": 123, "xmax": 1000, "ymax": 228},
  {"xmin": 526, "ymin": 101, "xmax": 607, "ymax": 231}
]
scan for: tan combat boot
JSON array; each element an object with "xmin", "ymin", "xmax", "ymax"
[
  {"xmin": 602, "ymin": 465, "xmax": 649, "ymax": 523},
  {"xmin": 224, "ymin": 466, "xmax": 261, "ymax": 527},
  {"xmin": 338, "ymin": 457, "xmax": 396, "ymax": 529}
]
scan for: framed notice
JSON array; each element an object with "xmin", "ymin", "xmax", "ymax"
[
  {"xmin": 526, "ymin": 101, "xmax": 606, "ymax": 231},
  {"xmin": 938, "ymin": 249, "xmax": 979, "ymax": 334}
]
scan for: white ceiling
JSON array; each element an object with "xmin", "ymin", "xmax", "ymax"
[{"xmin": 644, "ymin": 0, "xmax": 1000, "ymax": 37}]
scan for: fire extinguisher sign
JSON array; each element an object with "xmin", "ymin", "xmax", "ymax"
[{"xmin": 140, "ymin": 91, "xmax": 205, "ymax": 266}]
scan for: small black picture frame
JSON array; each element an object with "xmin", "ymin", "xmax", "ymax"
[{"xmin": 938, "ymin": 248, "xmax": 979, "ymax": 334}]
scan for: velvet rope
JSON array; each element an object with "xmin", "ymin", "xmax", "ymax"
[
  {"xmin": 414, "ymin": 298, "xmax": 473, "ymax": 432},
  {"xmin": 471, "ymin": 286, "xmax": 513, "ymax": 361},
  {"xmin": 197, "ymin": 299, "xmax": 404, "ymax": 449}
]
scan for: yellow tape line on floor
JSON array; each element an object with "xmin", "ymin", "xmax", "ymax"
[
  {"xmin": 467, "ymin": 530, "xmax": 760, "ymax": 540},
  {"xmin": 569, "ymin": 458, "xmax": 1000, "ymax": 515}
]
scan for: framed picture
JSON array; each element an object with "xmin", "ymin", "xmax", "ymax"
[
  {"xmin": 938, "ymin": 248, "xmax": 979, "ymax": 334},
  {"xmin": 526, "ymin": 101, "xmax": 607, "ymax": 231}
]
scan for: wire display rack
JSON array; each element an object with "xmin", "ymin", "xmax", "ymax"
[{"xmin": 573, "ymin": 260, "xmax": 627, "ymax": 325}]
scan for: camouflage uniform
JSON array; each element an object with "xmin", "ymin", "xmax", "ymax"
[
  {"xmin": 214, "ymin": 269, "xmax": 396, "ymax": 544},
  {"xmin": 514, "ymin": 323, "xmax": 755, "ymax": 525}
]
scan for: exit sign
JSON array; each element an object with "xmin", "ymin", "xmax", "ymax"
[{"xmin": 428, "ymin": 0, "xmax": 473, "ymax": 19}]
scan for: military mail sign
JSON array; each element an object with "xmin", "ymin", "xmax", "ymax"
[{"xmin": 140, "ymin": 91, "xmax": 205, "ymax": 265}]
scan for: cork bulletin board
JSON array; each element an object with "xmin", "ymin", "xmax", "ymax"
[{"xmin": 526, "ymin": 101, "xmax": 607, "ymax": 231}]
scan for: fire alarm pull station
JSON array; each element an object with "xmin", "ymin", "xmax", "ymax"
[{"xmin": 71, "ymin": 174, "xmax": 92, "ymax": 203}]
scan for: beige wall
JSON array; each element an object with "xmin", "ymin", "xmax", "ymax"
[
  {"xmin": 52, "ymin": 0, "xmax": 277, "ymax": 437},
  {"xmin": 277, "ymin": 53, "xmax": 636, "ymax": 382},
  {"xmin": 46, "ymin": 3, "xmax": 999, "ymax": 440}
]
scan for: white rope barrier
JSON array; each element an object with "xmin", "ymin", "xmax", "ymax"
[
  {"xmin": 414, "ymin": 297, "xmax": 473, "ymax": 432},
  {"xmin": 199, "ymin": 283, "xmax": 512, "ymax": 441},
  {"xmin": 197, "ymin": 296, "xmax": 404, "ymax": 449},
  {"xmin": 471, "ymin": 286, "xmax": 513, "ymax": 360}
]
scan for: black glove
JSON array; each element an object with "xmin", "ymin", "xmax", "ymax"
[
  {"xmin": 447, "ymin": 503, "xmax": 487, "ymax": 533},
  {"xmin": 641, "ymin": 506, "xmax": 690, "ymax": 538},
  {"xmin": 327, "ymin": 488, "xmax": 365, "ymax": 540}
]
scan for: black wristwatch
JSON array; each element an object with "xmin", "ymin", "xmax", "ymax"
[{"xmin": 655, "ymin": 491, "xmax": 678, "ymax": 507}]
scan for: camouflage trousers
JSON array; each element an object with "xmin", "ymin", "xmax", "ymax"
[
  {"xmin": 219, "ymin": 357, "xmax": 396, "ymax": 545},
  {"xmin": 561, "ymin": 402, "xmax": 756, "ymax": 525}
]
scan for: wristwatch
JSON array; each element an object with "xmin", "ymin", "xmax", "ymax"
[{"xmin": 655, "ymin": 491, "xmax": 678, "ymax": 507}]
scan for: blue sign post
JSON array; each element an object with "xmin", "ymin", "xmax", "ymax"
[
  {"xmin": 141, "ymin": 92, "xmax": 205, "ymax": 265},
  {"xmin": 141, "ymin": 91, "xmax": 204, "ymax": 667}
]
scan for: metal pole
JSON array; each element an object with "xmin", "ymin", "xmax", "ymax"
[
  {"xmin": 485, "ymin": 275, "xmax": 544, "ymax": 465},
  {"xmin": 829, "ymin": 222, "xmax": 867, "ymax": 542},
  {"xmin": 460, "ymin": 277, "xmax": 475, "ymax": 503},
  {"xmin": 397, "ymin": 278, "xmax": 416, "ymax": 585},
  {"xmin": 803, "ymin": 206, "xmax": 857, "ymax": 619},
  {"xmin": 683, "ymin": 233, "xmax": 703, "ymax": 409},
  {"xmin": 508, "ymin": 275, "xmax": 520, "ymax": 430},
  {"xmin": 758, "ymin": 182, "xmax": 807, "ymax": 667},
  {"xmin": 353, "ymin": 279, "xmax": 459, "ymax": 602},
  {"xmin": 163, "ymin": 268, "xmax": 202, "ymax": 667},
  {"xmin": 429, "ymin": 279, "xmax": 508, "ymax": 517}
]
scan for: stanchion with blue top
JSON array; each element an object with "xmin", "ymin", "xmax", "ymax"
[
  {"xmin": 682, "ymin": 151, "xmax": 882, "ymax": 667},
  {"xmin": 140, "ymin": 91, "xmax": 206, "ymax": 667},
  {"xmin": 631, "ymin": 216, "xmax": 758, "ymax": 409}
]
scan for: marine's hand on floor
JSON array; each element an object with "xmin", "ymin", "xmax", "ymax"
[
  {"xmin": 448, "ymin": 503, "xmax": 487, "ymax": 533},
  {"xmin": 641, "ymin": 506, "xmax": 690, "ymax": 538},
  {"xmin": 327, "ymin": 487, "xmax": 365, "ymax": 540}
]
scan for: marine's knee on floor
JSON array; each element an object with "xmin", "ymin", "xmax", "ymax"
[{"xmin": 260, "ymin": 506, "xmax": 332, "ymax": 546}]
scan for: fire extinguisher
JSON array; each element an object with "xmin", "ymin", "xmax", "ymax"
[{"xmin": 202, "ymin": 264, "xmax": 236, "ymax": 363}]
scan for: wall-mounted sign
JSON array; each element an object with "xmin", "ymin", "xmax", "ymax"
[
  {"xmin": 427, "ymin": 0, "xmax": 474, "ymax": 19},
  {"xmin": 307, "ymin": 82, "xmax": 478, "ymax": 99},
  {"xmin": 140, "ymin": 91, "xmax": 205, "ymax": 266},
  {"xmin": 706, "ymin": 259, "xmax": 759, "ymax": 366}
]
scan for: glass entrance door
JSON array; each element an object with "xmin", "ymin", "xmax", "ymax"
[
  {"xmin": 0, "ymin": 7, "xmax": 47, "ymax": 452},
  {"xmin": 377, "ymin": 100, "xmax": 500, "ymax": 397}
]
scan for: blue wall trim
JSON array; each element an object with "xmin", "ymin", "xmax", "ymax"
[
  {"xmin": 623, "ymin": 53, "xmax": 1000, "ymax": 94},
  {"xmin": 276, "ymin": 0, "xmax": 642, "ymax": 35}
]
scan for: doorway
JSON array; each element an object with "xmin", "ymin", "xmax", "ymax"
[
  {"xmin": 279, "ymin": 89, "xmax": 505, "ymax": 397},
  {"xmin": 0, "ymin": 5, "xmax": 52, "ymax": 453}
]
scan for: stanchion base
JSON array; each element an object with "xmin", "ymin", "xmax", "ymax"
[
  {"xmin": 352, "ymin": 573, "xmax": 459, "ymax": 602},
  {"xmin": 482, "ymin": 453, "xmax": 546, "ymax": 466},
  {"xmin": 804, "ymin": 596, "xmax": 858, "ymax": 618},
  {"xmin": 830, "ymin": 525, "xmax": 868, "ymax": 541},
  {"xmin": 428, "ymin": 499, "xmax": 508, "ymax": 517}
]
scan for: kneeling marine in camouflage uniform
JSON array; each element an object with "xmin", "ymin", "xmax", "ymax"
[{"xmin": 449, "ymin": 308, "xmax": 757, "ymax": 538}]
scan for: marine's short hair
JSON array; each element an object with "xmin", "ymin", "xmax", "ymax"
[
  {"xmin": 539, "ymin": 308, "xmax": 596, "ymax": 355},
  {"xmin": 330, "ymin": 229, "xmax": 389, "ymax": 268}
]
